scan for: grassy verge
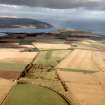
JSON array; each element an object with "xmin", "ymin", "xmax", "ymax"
[
  {"xmin": 40, "ymin": 49, "xmax": 73, "ymax": 51},
  {"xmin": 4, "ymin": 84, "xmax": 68, "ymax": 105},
  {"xmin": 20, "ymin": 48, "xmax": 39, "ymax": 52},
  {"xmin": 59, "ymin": 68, "xmax": 98, "ymax": 74}
]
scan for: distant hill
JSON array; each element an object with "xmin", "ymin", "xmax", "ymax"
[{"xmin": 0, "ymin": 17, "xmax": 53, "ymax": 29}]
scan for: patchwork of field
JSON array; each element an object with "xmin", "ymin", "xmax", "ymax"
[
  {"xmin": 56, "ymin": 49, "xmax": 105, "ymax": 71},
  {"xmin": 55, "ymin": 40, "xmax": 105, "ymax": 105},
  {"xmin": 0, "ymin": 48, "xmax": 38, "ymax": 80},
  {"xmin": 1, "ymin": 38, "xmax": 105, "ymax": 105},
  {"xmin": 0, "ymin": 48, "xmax": 38, "ymax": 71},
  {"xmin": 33, "ymin": 42, "xmax": 71, "ymax": 50},
  {"xmin": 3, "ymin": 84, "xmax": 68, "ymax": 105},
  {"xmin": 0, "ymin": 78, "xmax": 15, "ymax": 105},
  {"xmin": 0, "ymin": 41, "xmax": 39, "ymax": 105},
  {"xmin": 76, "ymin": 40, "xmax": 105, "ymax": 51},
  {"xmin": 58, "ymin": 71, "xmax": 105, "ymax": 105}
]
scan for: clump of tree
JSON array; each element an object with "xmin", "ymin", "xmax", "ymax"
[{"xmin": 57, "ymin": 31, "xmax": 72, "ymax": 39}]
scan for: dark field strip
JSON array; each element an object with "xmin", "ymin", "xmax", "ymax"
[
  {"xmin": 0, "ymin": 62, "xmax": 29, "ymax": 80},
  {"xmin": 40, "ymin": 49, "xmax": 72, "ymax": 51},
  {"xmin": 0, "ymin": 71, "xmax": 20, "ymax": 80},
  {"xmin": 59, "ymin": 68, "xmax": 98, "ymax": 74}
]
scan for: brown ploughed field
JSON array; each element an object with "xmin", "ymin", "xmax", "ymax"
[{"xmin": 0, "ymin": 71, "xmax": 20, "ymax": 80}]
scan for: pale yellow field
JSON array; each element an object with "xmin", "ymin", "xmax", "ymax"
[
  {"xmin": 58, "ymin": 71, "xmax": 105, "ymax": 105},
  {"xmin": 0, "ymin": 51, "xmax": 38, "ymax": 64},
  {"xmin": 0, "ymin": 48, "xmax": 22, "ymax": 52},
  {"xmin": 0, "ymin": 78, "xmax": 15, "ymax": 104},
  {"xmin": 95, "ymin": 72, "xmax": 105, "ymax": 88},
  {"xmin": 56, "ymin": 49, "xmax": 105, "ymax": 71},
  {"xmin": 33, "ymin": 42, "xmax": 71, "ymax": 50},
  {"xmin": 58, "ymin": 71, "xmax": 98, "ymax": 84},
  {"xmin": 0, "ymin": 48, "xmax": 37, "ymax": 63},
  {"xmin": 92, "ymin": 51, "xmax": 105, "ymax": 71}
]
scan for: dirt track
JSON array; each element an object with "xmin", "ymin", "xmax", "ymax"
[{"xmin": 0, "ymin": 78, "xmax": 15, "ymax": 105}]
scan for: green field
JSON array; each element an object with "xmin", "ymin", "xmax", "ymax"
[
  {"xmin": 26, "ymin": 70, "xmax": 65, "ymax": 93},
  {"xmin": 0, "ymin": 63, "xmax": 26, "ymax": 72},
  {"xmin": 17, "ymin": 40, "xmax": 33, "ymax": 45},
  {"xmin": 4, "ymin": 84, "xmax": 68, "ymax": 105},
  {"xmin": 34, "ymin": 50, "xmax": 71, "ymax": 66}
]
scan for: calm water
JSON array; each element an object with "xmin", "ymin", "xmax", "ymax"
[
  {"xmin": 0, "ymin": 19, "xmax": 105, "ymax": 36},
  {"xmin": 61, "ymin": 19, "xmax": 105, "ymax": 35},
  {"xmin": 0, "ymin": 28, "xmax": 56, "ymax": 33}
]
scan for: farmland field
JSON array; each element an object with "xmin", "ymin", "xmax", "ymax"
[
  {"xmin": 3, "ymin": 84, "xmax": 68, "ymax": 105},
  {"xmin": 58, "ymin": 71, "xmax": 105, "ymax": 105},
  {"xmin": 26, "ymin": 69, "xmax": 65, "ymax": 94},
  {"xmin": 76, "ymin": 40, "xmax": 105, "ymax": 51},
  {"xmin": 0, "ymin": 63, "xmax": 26, "ymax": 72},
  {"xmin": 92, "ymin": 51, "xmax": 105, "ymax": 71},
  {"xmin": 0, "ymin": 37, "xmax": 105, "ymax": 105},
  {"xmin": 34, "ymin": 50, "xmax": 71, "ymax": 66},
  {"xmin": 0, "ymin": 51, "xmax": 38, "ymax": 64},
  {"xmin": 0, "ymin": 62, "xmax": 26, "ymax": 80},
  {"xmin": 55, "ymin": 39, "xmax": 105, "ymax": 105},
  {"xmin": 33, "ymin": 42, "xmax": 71, "ymax": 50},
  {"xmin": 0, "ymin": 50, "xmax": 38, "ymax": 72},
  {"xmin": 0, "ymin": 78, "xmax": 15, "ymax": 104},
  {"xmin": 56, "ymin": 49, "xmax": 105, "ymax": 71},
  {"xmin": 0, "ymin": 48, "xmax": 38, "ymax": 79},
  {"xmin": 0, "ymin": 71, "xmax": 20, "ymax": 79}
]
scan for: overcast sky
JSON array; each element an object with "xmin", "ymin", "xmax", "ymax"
[
  {"xmin": 0, "ymin": 0, "xmax": 105, "ymax": 22},
  {"xmin": 0, "ymin": 0, "xmax": 105, "ymax": 10}
]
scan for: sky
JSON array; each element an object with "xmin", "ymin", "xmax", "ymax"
[
  {"xmin": 0, "ymin": 0, "xmax": 105, "ymax": 27},
  {"xmin": 0, "ymin": 0, "xmax": 105, "ymax": 20},
  {"xmin": 0, "ymin": 0, "xmax": 104, "ymax": 10},
  {"xmin": 0, "ymin": 0, "xmax": 105, "ymax": 34}
]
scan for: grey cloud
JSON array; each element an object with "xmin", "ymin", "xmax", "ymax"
[{"xmin": 0, "ymin": 0, "xmax": 105, "ymax": 9}]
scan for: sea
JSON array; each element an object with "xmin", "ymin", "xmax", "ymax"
[{"xmin": 0, "ymin": 19, "xmax": 105, "ymax": 36}]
